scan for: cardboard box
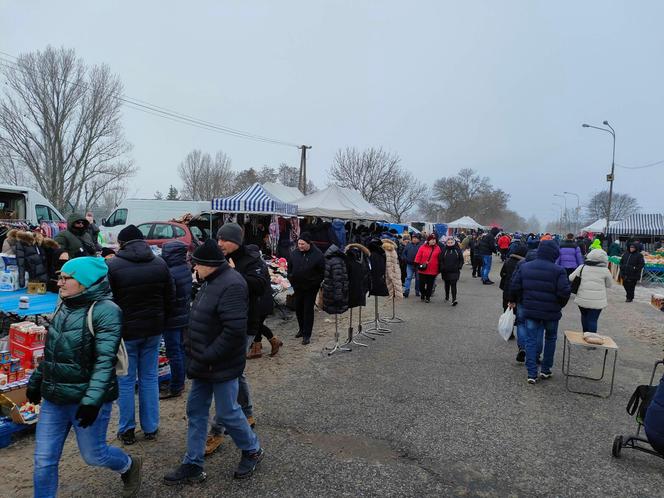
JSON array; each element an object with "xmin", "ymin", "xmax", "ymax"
[
  {"xmin": 9, "ymin": 343, "xmax": 44, "ymax": 370},
  {"xmin": 0, "ymin": 387, "xmax": 36, "ymax": 425},
  {"xmin": 9, "ymin": 323, "xmax": 46, "ymax": 348}
]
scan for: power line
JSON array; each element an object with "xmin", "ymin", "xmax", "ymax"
[
  {"xmin": 0, "ymin": 51, "xmax": 300, "ymax": 148},
  {"xmin": 616, "ymin": 159, "xmax": 664, "ymax": 170}
]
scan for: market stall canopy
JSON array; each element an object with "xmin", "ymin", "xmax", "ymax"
[
  {"xmin": 581, "ymin": 218, "xmax": 619, "ymax": 232},
  {"xmin": 607, "ymin": 213, "xmax": 664, "ymax": 236},
  {"xmin": 261, "ymin": 182, "xmax": 303, "ymax": 203},
  {"xmin": 211, "ymin": 182, "xmax": 298, "ymax": 216},
  {"xmin": 294, "ymin": 185, "xmax": 388, "ymax": 221},
  {"xmin": 446, "ymin": 216, "xmax": 485, "ymax": 230}
]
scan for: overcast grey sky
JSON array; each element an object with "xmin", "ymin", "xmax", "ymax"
[{"xmin": 2, "ymin": 0, "xmax": 663, "ymax": 224}]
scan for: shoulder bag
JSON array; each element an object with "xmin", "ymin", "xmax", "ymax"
[
  {"xmin": 570, "ymin": 265, "xmax": 584, "ymax": 294},
  {"xmin": 418, "ymin": 246, "xmax": 435, "ymax": 271}
]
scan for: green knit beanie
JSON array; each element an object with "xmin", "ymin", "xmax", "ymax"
[{"xmin": 60, "ymin": 257, "xmax": 108, "ymax": 288}]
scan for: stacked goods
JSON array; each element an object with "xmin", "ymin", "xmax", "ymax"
[
  {"xmin": 644, "ymin": 251, "xmax": 664, "ymax": 268},
  {"xmin": 8, "ymin": 322, "xmax": 46, "ymax": 371},
  {"xmin": 0, "ymin": 350, "xmax": 28, "ymax": 387},
  {"xmin": 268, "ymin": 257, "xmax": 290, "ymax": 289}
]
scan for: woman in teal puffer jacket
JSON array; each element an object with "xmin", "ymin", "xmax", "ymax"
[{"xmin": 27, "ymin": 257, "xmax": 142, "ymax": 498}]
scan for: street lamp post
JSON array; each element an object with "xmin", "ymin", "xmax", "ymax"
[
  {"xmin": 554, "ymin": 194, "xmax": 567, "ymax": 232},
  {"xmin": 552, "ymin": 202, "xmax": 564, "ymax": 234},
  {"xmin": 582, "ymin": 121, "xmax": 616, "ymax": 236},
  {"xmin": 563, "ymin": 191, "xmax": 580, "ymax": 233}
]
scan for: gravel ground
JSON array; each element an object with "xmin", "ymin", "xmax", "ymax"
[{"xmin": 2, "ymin": 256, "xmax": 664, "ymax": 497}]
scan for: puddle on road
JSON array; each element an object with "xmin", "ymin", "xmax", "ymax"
[{"xmin": 296, "ymin": 432, "xmax": 399, "ymax": 464}]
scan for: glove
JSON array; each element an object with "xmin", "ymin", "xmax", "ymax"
[
  {"xmin": 26, "ymin": 387, "xmax": 41, "ymax": 405},
  {"xmin": 75, "ymin": 404, "xmax": 101, "ymax": 428}
]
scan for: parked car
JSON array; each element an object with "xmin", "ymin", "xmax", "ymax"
[{"xmin": 135, "ymin": 221, "xmax": 204, "ymax": 253}]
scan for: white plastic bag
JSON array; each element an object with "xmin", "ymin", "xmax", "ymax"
[{"xmin": 498, "ymin": 308, "xmax": 515, "ymax": 341}]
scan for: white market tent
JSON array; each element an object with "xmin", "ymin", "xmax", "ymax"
[
  {"xmin": 294, "ymin": 185, "xmax": 388, "ymax": 221},
  {"xmin": 261, "ymin": 182, "xmax": 303, "ymax": 204},
  {"xmin": 211, "ymin": 182, "xmax": 298, "ymax": 216},
  {"xmin": 581, "ymin": 218, "xmax": 619, "ymax": 232},
  {"xmin": 446, "ymin": 216, "xmax": 485, "ymax": 230}
]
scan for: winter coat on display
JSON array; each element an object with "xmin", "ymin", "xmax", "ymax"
[
  {"xmin": 7, "ymin": 230, "xmax": 59, "ymax": 288},
  {"xmin": 27, "ymin": 278, "xmax": 123, "ymax": 406},
  {"xmin": 620, "ymin": 248, "xmax": 646, "ymax": 281},
  {"xmin": 162, "ymin": 241, "xmax": 193, "ymax": 329},
  {"xmin": 402, "ymin": 241, "xmax": 422, "ymax": 265},
  {"xmin": 414, "ymin": 243, "xmax": 441, "ymax": 276},
  {"xmin": 509, "ymin": 240, "xmax": 571, "ymax": 322},
  {"xmin": 555, "ymin": 239, "xmax": 584, "ymax": 270},
  {"xmin": 321, "ymin": 245, "xmax": 349, "ymax": 314},
  {"xmin": 54, "ymin": 213, "xmax": 97, "ymax": 259},
  {"xmin": 500, "ymin": 245, "xmax": 527, "ymax": 294},
  {"xmin": 330, "ymin": 219, "xmax": 347, "ymax": 249},
  {"xmin": 382, "ymin": 239, "xmax": 403, "ymax": 300},
  {"xmin": 569, "ymin": 249, "xmax": 612, "ymax": 310},
  {"xmin": 439, "ymin": 244, "xmax": 464, "ymax": 281},
  {"xmin": 226, "ymin": 244, "xmax": 270, "ymax": 335},
  {"xmin": 345, "ymin": 243, "xmax": 370, "ymax": 308},
  {"xmin": 367, "ymin": 238, "xmax": 389, "ymax": 296},
  {"xmin": 107, "ymin": 239, "xmax": 175, "ymax": 341},
  {"xmin": 287, "ymin": 244, "xmax": 325, "ymax": 292},
  {"xmin": 185, "ymin": 261, "xmax": 248, "ymax": 383}
]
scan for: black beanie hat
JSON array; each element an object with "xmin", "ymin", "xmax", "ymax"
[
  {"xmin": 117, "ymin": 224, "xmax": 144, "ymax": 243},
  {"xmin": 100, "ymin": 247, "xmax": 116, "ymax": 258},
  {"xmin": 192, "ymin": 239, "xmax": 225, "ymax": 267},
  {"xmin": 298, "ymin": 232, "xmax": 312, "ymax": 244}
]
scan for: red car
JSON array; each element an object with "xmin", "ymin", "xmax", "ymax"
[{"xmin": 136, "ymin": 221, "xmax": 203, "ymax": 253}]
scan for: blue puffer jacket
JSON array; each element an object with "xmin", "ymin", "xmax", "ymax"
[
  {"xmin": 330, "ymin": 219, "xmax": 347, "ymax": 248},
  {"xmin": 402, "ymin": 241, "xmax": 422, "ymax": 265},
  {"xmin": 509, "ymin": 241, "xmax": 571, "ymax": 321},
  {"xmin": 555, "ymin": 240, "xmax": 584, "ymax": 269},
  {"xmin": 645, "ymin": 373, "xmax": 664, "ymax": 451},
  {"xmin": 162, "ymin": 241, "xmax": 193, "ymax": 329}
]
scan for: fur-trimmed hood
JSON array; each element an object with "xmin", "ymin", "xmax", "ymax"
[
  {"xmin": 10, "ymin": 229, "xmax": 59, "ymax": 249},
  {"xmin": 345, "ymin": 243, "xmax": 370, "ymax": 256},
  {"xmin": 381, "ymin": 239, "xmax": 398, "ymax": 252}
]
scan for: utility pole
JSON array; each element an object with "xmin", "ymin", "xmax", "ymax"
[{"xmin": 298, "ymin": 145, "xmax": 312, "ymax": 195}]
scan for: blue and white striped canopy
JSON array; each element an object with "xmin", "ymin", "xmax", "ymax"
[
  {"xmin": 211, "ymin": 183, "xmax": 298, "ymax": 216},
  {"xmin": 607, "ymin": 213, "xmax": 664, "ymax": 236}
]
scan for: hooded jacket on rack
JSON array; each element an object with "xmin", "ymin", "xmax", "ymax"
[
  {"xmin": 345, "ymin": 243, "xmax": 370, "ymax": 308},
  {"xmin": 322, "ymin": 244, "xmax": 349, "ymax": 314},
  {"xmin": 382, "ymin": 238, "xmax": 403, "ymax": 300},
  {"xmin": 367, "ymin": 238, "xmax": 389, "ymax": 297},
  {"xmin": 4, "ymin": 230, "xmax": 60, "ymax": 288}
]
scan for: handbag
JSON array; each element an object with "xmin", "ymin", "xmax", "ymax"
[
  {"xmin": 570, "ymin": 265, "xmax": 584, "ymax": 294},
  {"xmin": 418, "ymin": 246, "xmax": 435, "ymax": 271}
]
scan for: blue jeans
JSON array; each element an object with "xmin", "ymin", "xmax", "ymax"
[
  {"xmin": 211, "ymin": 336, "xmax": 253, "ymax": 435},
  {"xmin": 515, "ymin": 307, "xmax": 526, "ymax": 350},
  {"xmin": 34, "ymin": 400, "xmax": 130, "ymax": 497},
  {"xmin": 404, "ymin": 264, "xmax": 420, "ymax": 295},
  {"xmin": 117, "ymin": 335, "xmax": 161, "ymax": 434},
  {"xmin": 184, "ymin": 378, "xmax": 260, "ymax": 467},
  {"xmin": 579, "ymin": 307, "xmax": 602, "ymax": 333},
  {"xmin": 481, "ymin": 255, "xmax": 492, "ymax": 281},
  {"xmin": 525, "ymin": 319, "xmax": 559, "ymax": 379},
  {"xmin": 163, "ymin": 328, "xmax": 185, "ymax": 393}
]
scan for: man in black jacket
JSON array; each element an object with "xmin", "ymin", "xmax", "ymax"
[
  {"xmin": 478, "ymin": 227, "xmax": 499, "ymax": 284},
  {"xmin": 204, "ymin": 223, "xmax": 268, "ymax": 456},
  {"xmin": 620, "ymin": 242, "xmax": 646, "ymax": 302},
  {"xmin": 164, "ymin": 240, "xmax": 264, "ymax": 485},
  {"xmin": 288, "ymin": 232, "xmax": 325, "ymax": 345},
  {"xmin": 107, "ymin": 225, "xmax": 175, "ymax": 445}
]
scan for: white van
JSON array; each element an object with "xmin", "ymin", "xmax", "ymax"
[
  {"xmin": 0, "ymin": 184, "xmax": 65, "ymax": 224},
  {"xmin": 101, "ymin": 199, "xmax": 210, "ymax": 244}
]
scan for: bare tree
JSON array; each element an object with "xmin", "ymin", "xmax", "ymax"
[
  {"xmin": 329, "ymin": 147, "xmax": 401, "ymax": 203},
  {"xmin": 375, "ymin": 170, "xmax": 426, "ymax": 222},
  {"xmin": 525, "ymin": 215, "xmax": 541, "ymax": 233},
  {"xmin": 0, "ymin": 46, "xmax": 135, "ymax": 213},
  {"xmin": 586, "ymin": 190, "xmax": 639, "ymax": 222},
  {"xmin": 178, "ymin": 150, "xmax": 235, "ymax": 200}
]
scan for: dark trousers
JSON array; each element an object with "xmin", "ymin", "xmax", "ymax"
[
  {"xmin": 419, "ymin": 274, "xmax": 436, "ymax": 300},
  {"xmin": 294, "ymin": 288, "xmax": 318, "ymax": 338},
  {"xmin": 444, "ymin": 279, "xmax": 458, "ymax": 300},
  {"xmin": 623, "ymin": 279, "xmax": 637, "ymax": 301},
  {"xmin": 579, "ymin": 306, "xmax": 602, "ymax": 332},
  {"xmin": 500, "ymin": 248, "xmax": 508, "ymax": 261},
  {"xmin": 254, "ymin": 316, "xmax": 273, "ymax": 342},
  {"xmin": 471, "ymin": 255, "xmax": 482, "ymax": 276},
  {"xmin": 565, "ymin": 268, "xmax": 574, "ymax": 277}
]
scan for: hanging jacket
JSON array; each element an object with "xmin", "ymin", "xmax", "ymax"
[
  {"xmin": 27, "ymin": 278, "xmax": 123, "ymax": 406},
  {"xmin": 322, "ymin": 244, "xmax": 349, "ymax": 314},
  {"xmin": 509, "ymin": 240, "xmax": 571, "ymax": 321},
  {"xmin": 382, "ymin": 239, "xmax": 403, "ymax": 300},
  {"xmin": 10, "ymin": 230, "xmax": 59, "ymax": 288},
  {"xmin": 162, "ymin": 241, "xmax": 193, "ymax": 329},
  {"xmin": 54, "ymin": 213, "xmax": 97, "ymax": 259},
  {"xmin": 227, "ymin": 244, "xmax": 270, "ymax": 335},
  {"xmin": 414, "ymin": 243, "xmax": 441, "ymax": 276},
  {"xmin": 367, "ymin": 238, "xmax": 389, "ymax": 296},
  {"xmin": 569, "ymin": 249, "xmax": 612, "ymax": 310},
  {"xmin": 620, "ymin": 249, "xmax": 646, "ymax": 281},
  {"xmin": 185, "ymin": 261, "xmax": 248, "ymax": 383},
  {"xmin": 439, "ymin": 244, "xmax": 464, "ymax": 281},
  {"xmin": 287, "ymin": 244, "xmax": 325, "ymax": 292},
  {"xmin": 107, "ymin": 240, "xmax": 175, "ymax": 341},
  {"xmin": 556, "ymin": 239, "xmax": 584, "ymax": 270},
  {"xmin": 345, "ymin": 243, "xmax": 370, "ymax": 308},
  {"xmin": 330, "ymin": 219, "xmax": 347, "ymax": 249}
]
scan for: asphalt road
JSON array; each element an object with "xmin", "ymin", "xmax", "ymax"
[{"xmin": 4, "ymin": 257, "xmax": 664, "ymax": 497}]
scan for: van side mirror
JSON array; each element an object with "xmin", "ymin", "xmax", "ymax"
[{"xmin": 101, "ymin": 217, "xmax": 107, "ymax": 226}]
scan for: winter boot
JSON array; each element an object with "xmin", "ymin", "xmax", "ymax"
[
  {"xmin": 121, "ymin": 455, "xmax": 142, "ymax": 497},
  {"xmin": 247, "ymin": 342, "xmax": 262, "ymax": 359},
  {"xmin": 164, "ymin": 464, "xmax": 207, "ymax": 485},
  {"xmin": 268, "ymin": 336, "xmax": 283, "ymax": 356},
  {"xmin": 234, "ymin": 448, "xmax": 265, "ymax": 479},
  {"xmin": 205, "ymin": 433, "xmax": 224, "ymax": 456}
]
